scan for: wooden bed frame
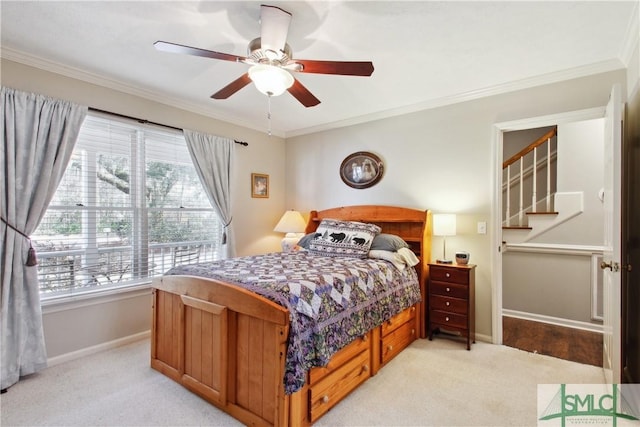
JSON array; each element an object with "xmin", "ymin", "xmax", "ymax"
[{"xmin": 151, "ymin": 205, "xmax": 432, "ymax": 427}]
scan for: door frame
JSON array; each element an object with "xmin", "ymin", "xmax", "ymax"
[{"xmin": 491, "ymin": 107, "xmax": 606, "ymax": 344}]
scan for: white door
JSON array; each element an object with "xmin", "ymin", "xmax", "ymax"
[{"xmin": 602, "ymin": 84, "xmax": 622, "ymax": 384}]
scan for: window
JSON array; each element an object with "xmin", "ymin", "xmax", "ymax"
[{"xmin": 34, "ymin": 113, "xmax": 223, "ymax": 298}]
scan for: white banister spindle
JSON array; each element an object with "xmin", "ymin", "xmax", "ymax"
[
  {"xmin": 546, "ymin": 137, "xmax": 551, "ymax": 211},
  {"xmin": 532, "ymin": 146, "xmax": 537, "ymax": 213},
  {"xmin": 518, "ymin": 158, "xmax": 524, "ymax": 226},
  {"xmin": 506, "ymin": 164, "xmax": 511, "ymax": 226}
]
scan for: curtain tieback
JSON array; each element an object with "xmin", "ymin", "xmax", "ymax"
[
  {"xmin": 0, "ymin": 217, "xmax": 38, "ymax": 266},
  {"xmin": 222, "ymin": 218, "xmax": 232, "ymax": 245}
]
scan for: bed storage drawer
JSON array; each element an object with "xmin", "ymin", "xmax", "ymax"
[
  {"xmin": 309, "ymin": 332, "xmax": 371, "ymax": 384},
  {"xmin": 381, "ymin": 305, "xmax": 417, "ymax": 336},
  {"xmin": 308, "ymin": 348, "xmax": 371, "ymax": 422},
  {"xmin": 381, "ymin": 318, "xmax": 417, "ymax": 364}
]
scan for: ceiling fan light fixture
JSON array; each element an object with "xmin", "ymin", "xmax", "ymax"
[{"xmin": 248, "ymin": 64, "xmax": 294, "ymax": 97}]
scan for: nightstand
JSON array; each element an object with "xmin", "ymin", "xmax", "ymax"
[{"xmin": 427, "ymin": 263, "xmax": 476, "ymax": 350}]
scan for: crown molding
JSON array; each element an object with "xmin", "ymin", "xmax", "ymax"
[
  {"xmin": 0, "ymin": 47, "xmax": 287, "ymax": 137},
  {"xmin": 1, "ymin": 46, "xmax": 626, "ymax": 140},
  {"xmin": 620, "ymin": 1, "xmax": 639, "ymax": 67},
  {"xmin": 285, "ymin": 59, "xmax": 625, "ymax": 138}
]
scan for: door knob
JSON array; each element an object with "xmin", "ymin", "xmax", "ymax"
[{"xmin": 600, "ymin": 261, "xmax": 620, "ymax": 272}]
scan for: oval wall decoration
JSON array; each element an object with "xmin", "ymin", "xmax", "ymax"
[{"xmin": 339, "ymin": 151, "xmax": 384, "ymax": 189}]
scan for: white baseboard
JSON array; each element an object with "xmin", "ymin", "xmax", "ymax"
[
  {"xmin": 475, "ymin": 332, "xmax": 492, "ymax": 343},
  {"xmin": 47, "ymin": 330, "xmax": 150, "ymax": 367},
  {"xmin": 502, "ymin": 309, "xmax": 603, "ymax": 334}
]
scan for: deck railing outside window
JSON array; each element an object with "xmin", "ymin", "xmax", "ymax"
[{"xmin": 33, "ymin": 113, "xmax": 223, "ymax": 298}]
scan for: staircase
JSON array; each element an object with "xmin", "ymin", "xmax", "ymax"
[{"xmin": 501, "ymin": 126, "xmax": 583, "ymax": 244}]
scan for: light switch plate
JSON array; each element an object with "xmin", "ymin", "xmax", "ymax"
[{"xmin": 477, "ymin": 221, "xmax": 487, "ymax": 234}]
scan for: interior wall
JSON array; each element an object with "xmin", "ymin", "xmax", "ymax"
[
  {"xmin": 501, "ymin": 118, "xmax": 605, "ymax": 325},
  {"xmin": 285, "ymin": 70, "xmax": 627, "ymax": 340},
  {"xmin": 1, "ymin": 58, "xmax": 287, "ymax": 359},
  {"xmin": 0, "ymin": 60, "xmax": 630, "ymax": 356},
  {"xmin": 502, "ymin": 252, "xmax": 593, "ymax": 322},
  {"xmin": 531, "ymin": 118, "xmax": 605, "ymax": 245}
]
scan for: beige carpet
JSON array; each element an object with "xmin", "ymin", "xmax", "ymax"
[{"xmin": 1, "ymin": 337, "xmax": 604, "ymax": 426}]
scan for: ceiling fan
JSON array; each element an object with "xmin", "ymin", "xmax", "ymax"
[{"xmin": 154, "ymin": 4, "xmax": 374, "ymax": 108}]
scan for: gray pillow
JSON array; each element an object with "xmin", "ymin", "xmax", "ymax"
[
  {"xmin": 296, "ymin": 232, "xmax": 318, "ymax": 249},
  {"xmin": 369, "ymin": 233, "xmax": 410, "ymax": 251}
]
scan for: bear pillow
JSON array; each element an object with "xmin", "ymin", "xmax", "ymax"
[{"xmin": 308, "ymin": 219, "xmax": 381, "ymax": 258}]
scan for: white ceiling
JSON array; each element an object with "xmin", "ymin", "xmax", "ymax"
[{"xmin": 1, "ymin": 1, "xmax": 637, "ymax": 137}]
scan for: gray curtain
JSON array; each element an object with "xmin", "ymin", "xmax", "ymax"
[
  {"xmin": 1, "ymin": 87, "xmax": 87, "ymax": 390},
  {"xmin": 183, "ymin": 130, "xmax": 236, "ymax": 258}
]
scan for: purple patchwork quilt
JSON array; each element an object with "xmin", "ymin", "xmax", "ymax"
[{"xmin": 164, "ymin": 250, "xmax": 421, "ymax": 394}]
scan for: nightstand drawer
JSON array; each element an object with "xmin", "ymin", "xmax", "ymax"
[
  {"xmin": 430, "ymin": 294, "xmax": 467, "ymax": 314},
  {"xmin": 428, "ymin": 263, "xmax": 476, "ymax": 350},
  {"xmin": 430, "ymin": 281, "xmax": 467, "ymax": 299},
  {"xmin": 430, "ymin": 266, "xmax": 468, "ymax": 283},
  {"xmin": 430, "ymin": 310, "xmax": 467, "ymax": 329}
]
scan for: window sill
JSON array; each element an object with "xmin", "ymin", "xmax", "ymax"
[{"xmin": 41, "ymin": 282, "xmax": 152, "ymax": 314}]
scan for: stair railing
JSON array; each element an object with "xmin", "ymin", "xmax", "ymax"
[{"xmin": 503, "ymin": 127, "xmax": 557, "ymax": 227}]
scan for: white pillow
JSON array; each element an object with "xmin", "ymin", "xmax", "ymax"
[
  {"xmin": 369, "ymin": 247, "xmax": 420, "ymax": 270},
  {"xmin": 368, "ymin": 249, "xmax": 407, "ymax": 270}
]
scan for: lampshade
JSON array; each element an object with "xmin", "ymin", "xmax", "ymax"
[
  {"xmin": 274, "ymin": 210, "xmax": 306, "ymax": 234},
  {"xmin": 433, "ymin": 213, "xmax": 457, "ymax": 237},
  {"xmin": 433, "ymin": 213, "xmax": 456, "ymax": 264},
  {"xmin": 248, "ymin": 64, "xmax": 294, "ymax": 97}
]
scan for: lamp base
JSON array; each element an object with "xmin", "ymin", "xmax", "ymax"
[
  {"xmin": 436, "ymin": 259, "xmax": 453, "ymax": 264},
  {"xmin": 281, "ymin": 233, "xmax": 302, "ymax": 252}
]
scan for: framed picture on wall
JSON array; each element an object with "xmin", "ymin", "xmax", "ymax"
[
  {"xmin": 251, "ymin": 173, "xmax": 269, "ymax": 198},
  {"xmin": 339, "ymin": 151, "xmax": 384, "ymax": 189}
]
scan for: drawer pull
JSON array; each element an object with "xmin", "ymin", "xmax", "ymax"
[
  {"xmin": 387, "ymin": 344, "xmax": 393, "ymax": 352},
  {"xmin": 411, "ymin": 328, "xmax": 416, "ymax": 336},
  {"xmin": 322, "ymin": 395, "xmax": 329, "ymax": 404},
  {"xmin": 361, "ymin": 334, "xmax": 368, "ymax": 342},
  {"xmin": 445, "ymin": 316, "xmax": 450, "ymax": 322},
  {"xmin": 446, "ymin": 301, "xmax": 450, "ymax": 306},
  {"xmin": 446, "ymin": 273, "xmax": 451, "ymax": 278},
  {"xmin": 411, "ymin": 306, "xmax": 416, "ymax": 312},
  {"xmin": 361, "ymin": 364, "xmax": 369, "ymax": 374},
  {"xmin": 446, "ymin": 287, "xmax": 450, "ymax": 292}
]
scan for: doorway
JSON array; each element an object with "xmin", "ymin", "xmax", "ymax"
[
  {"xmin": 499, "ymin": 121, "xmax": 605, "ymax": 365},
  {"xmin": 491, "ymin": 107, "xmax": 610, "ymax": 346}
]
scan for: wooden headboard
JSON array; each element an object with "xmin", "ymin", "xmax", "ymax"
[{"xmin": 305, "ymin": 205, "xmax": 432, "ymax": 337}]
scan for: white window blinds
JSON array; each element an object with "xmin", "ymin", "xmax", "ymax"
[{"xmin": 34, "ymin": 112, "xmax": 223, "ymax": 297}]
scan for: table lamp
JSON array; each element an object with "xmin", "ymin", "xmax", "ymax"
[
  {"xmin": 274, "ymin": 210, "xmax": 307, "ymax": 252},
  {"xmin": 433, "ymin": 213, "xmax": 456, "ymax": 264}
]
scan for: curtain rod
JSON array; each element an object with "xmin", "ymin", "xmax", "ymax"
[{"xmin": 88, "ymin": 107, "xmax": 249, "ymax": 146}]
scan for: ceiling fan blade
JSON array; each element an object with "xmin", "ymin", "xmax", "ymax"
[
  {"xmin": 211, "ymin": 73, "xmax": 252, "ymax": 99},
  {"xmin": 292, "ymin": 59, "xmax": 374, "ymax": 76},
  {"xmin": 154, "ymin": 40, "xmax": 245, "ymax": 63},
  {"xmin": 287, "ymin": 78, "xmax": 321, "ymax": 107},
  {"xmin": 260, "ymin": 5, "xmax": 292, "ymax": 53}
]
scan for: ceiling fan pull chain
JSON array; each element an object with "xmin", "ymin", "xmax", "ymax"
[{"xmin": 267, "ymin": 95, "xmax": 272, "ymax": 136}]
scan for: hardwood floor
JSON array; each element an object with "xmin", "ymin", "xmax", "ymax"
[{"xmin": 502, "ymin": 316, "xmax": 602, "ymax": 367}]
